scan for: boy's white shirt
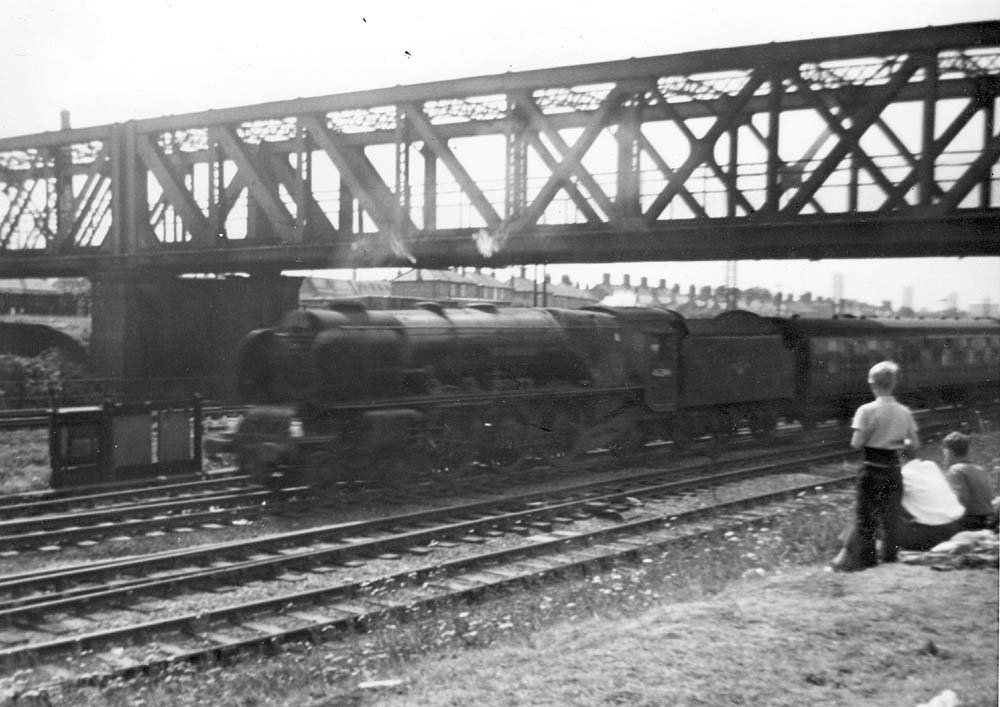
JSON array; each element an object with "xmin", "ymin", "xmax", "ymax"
[{"xmin": 901, "ymin": 459, "xmax": 965, "ymax": 525}]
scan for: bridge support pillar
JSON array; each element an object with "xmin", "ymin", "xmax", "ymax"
[{"xmin": 90, "ymin": 273, "xmax": 301, "ymax": 400}]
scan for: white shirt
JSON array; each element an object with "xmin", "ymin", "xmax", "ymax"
[{"xmin": 901, "ymin": 459, "xmax": 965, "ymax": 526}]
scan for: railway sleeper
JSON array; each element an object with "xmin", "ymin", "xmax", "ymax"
[{"xmin": 0, "ymin": 482, "xmax": 851, "ymax": 686}]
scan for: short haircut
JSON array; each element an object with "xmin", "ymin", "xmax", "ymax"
[
  {"xmin": 943, "ymin": 431, "xmax": 970, "ymax": 458},
  {"xmin": 867, "ymin": 361, "xmax": 899, "ymax": 391}
]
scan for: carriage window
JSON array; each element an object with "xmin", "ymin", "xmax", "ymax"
[
  {"xmin": 988, "ymin": 337, "xmax": 1000, "ymax": 365},
  {"xmin": 868, "ymin": 339, "xmax": 878, "ymax": 351},
  {"xmin": 964, "ymin": 338, "xmax": 977, "ymax": 364},
  {"xmin": 941, "ymin": 339, "xmax": 953, "ymax": 366},
  {"xmin": 827, "ymin": 339, "xmax": 839, "ymax": 353}
]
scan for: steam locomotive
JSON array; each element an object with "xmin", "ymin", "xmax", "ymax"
[{"xmin": 216, "ymin": 302, "xmax": 1000, "ymax": 488}]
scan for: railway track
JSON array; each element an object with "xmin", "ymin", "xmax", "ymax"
[
  {"xmin": 0, "ymin": 407, "xmax": 977, "ymax": 553},
  {"xmin": 0, "ymin": 471, "xmax": 248, "ymax": 517},
  {"xmin": 0, "ymin": 442, "xmax": 856, "ymax": 691},
  {"xmin": 0, "ymin": 407, "xmax": 984, "ymax": 695},
  {"xmin": 0, "ymin": 420, "xmax": 808, "ymax": 552},
  {"xmin": 0, "ymin": 482, "xmax": 307, "ymax": 553},
  {"xmin": 0, "ymin": 441, "xmax": 846, "ymax": 608}
]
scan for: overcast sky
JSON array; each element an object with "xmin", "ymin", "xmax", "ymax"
[{"xmin": 1, "ymin": 0, "xmax": 997, "ymax": 310}]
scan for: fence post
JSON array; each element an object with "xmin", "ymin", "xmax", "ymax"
[
  {"xmin": 192, "ymin": 393, "xmax": 203, "ymax": 473},
  {"xmin": 48, "ymin": 407, "xmax": 61, "ymax": 482},
  {"xmin": 100, "ymin": 398, "xmax": 115, "ymax": 482}
]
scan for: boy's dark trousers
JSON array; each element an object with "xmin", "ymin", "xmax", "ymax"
[{"xmin": 856, "ymin": 448, "xmax": 903, "ymax": 566}]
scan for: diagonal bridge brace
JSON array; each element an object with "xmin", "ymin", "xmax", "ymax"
[
  {"xmin": 209, "ymin": 126, "xmax": 297, "ymax": 242},
  {"xmin": 300, "ymin": 113, "xmax": 414, "ymax": 236},
  {"xmin": 646, "ymin": 85, "xmax": 757, "ymax": 218},
  {"xmin": 404, "ymin": 104, "xmax": 502, "ymax": 231},
  {"xmin": 643, "ymin": 71, "xmax": 766, "ymax": 224},
  {"xmin": 878, "ymin": 91, "xmax": 995, "ymax": 213},
  {"xmin": 786, "ymin": 71, "xmax": 907, "ymax": 210},
  {"xmin": 516, "ymin": 92, "xmax": 618, "ymax": 222},
  {"xmin": 932, "ymin": 131, "xmax": 1000, "ymax": 214},
  {"xmin": 780, "ymin": 55, "xmax": 923, "ymax": 216},
  {"xmin": 506, "ymin": 85, "xmax": 627, "ymax": 233},
  {"xmin": 134, "ymin": 134, "xmax": 214, "ymax": 246}
]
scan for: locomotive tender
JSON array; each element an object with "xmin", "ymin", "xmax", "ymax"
[{"xmin": 219, "ymin": 302, "xmax": 1000, "ymax": 488}]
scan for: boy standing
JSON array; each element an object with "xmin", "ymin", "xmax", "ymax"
[
  {"xmin": 942, "ymin": 431, "xmax": 997, "ymax": 531},
  {"xmin": 845, "ymin": 360, "xmax": 920, "ymax": 569}
]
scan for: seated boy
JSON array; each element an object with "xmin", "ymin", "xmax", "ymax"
[{"xmin": 942, "ymin": 431, "xmax": 998, "ymax": 531}]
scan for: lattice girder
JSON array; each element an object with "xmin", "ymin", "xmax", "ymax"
[{"xmin": 0, "ymin": 21, "xmax": 997, "ymax": 275}]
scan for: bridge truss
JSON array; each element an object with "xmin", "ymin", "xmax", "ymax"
[{"xmin": 0, "ymin": 21, "xmax": 998, "ymax": 277}]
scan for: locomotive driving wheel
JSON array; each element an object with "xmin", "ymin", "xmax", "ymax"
[
  {"xmin": 748, "ymin": 408, "xmax": 777, "ymax": 440},
  {"xmin": 485, "ymin": 412, "xmax": 526, "ymax": 471},
  {"xmin": 609, "ymin": 428, "xmax": 645, "ymax": 458},
  {"xmin": 671, "ymin": 416, "xmax": 694, "ymax": 451},
  {"xmin": 545, "ymin": 410, "xmax": 579, "ymax": 466},
  {"xmin": 425, "ymin": 421, "xmax": 471, "ymax": 473},
  {"xmin": 240, "ymin": 443, "xmax": 285, "ymax": 490}
]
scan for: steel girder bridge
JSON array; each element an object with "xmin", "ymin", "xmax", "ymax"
[{"xmin": 1, "ymin": 21, "xmax": 998, "ymax": 279}]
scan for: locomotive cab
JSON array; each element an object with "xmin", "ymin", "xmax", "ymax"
[{"xmin": 581, "ymin": 306, "xmax": 684, "ymax": 412}]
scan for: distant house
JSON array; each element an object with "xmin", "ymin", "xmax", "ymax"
[
  {"xmin": 545, "ymin": 275, "xmax": 599, "ymax": 309},
  {"xmin": 507, "ymin": 268, "xmax": 596, "ymax": 308},
  {"xmin": 465, "ymin": 269, "xmax": 514, "ymax": 302},
  {"xmin": 507, "ymin": 269, "xmax": 539, "ymax": 307},
  {"xmin": 391, "ymin": 269, "xmax": 480, "ymax": 303}
]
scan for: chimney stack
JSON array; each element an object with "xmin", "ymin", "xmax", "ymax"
[{"xmin": 623, "ymin": 274, "xmax": 631, "ymax": 288}]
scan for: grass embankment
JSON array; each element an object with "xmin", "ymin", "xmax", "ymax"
[{"xmin": 27, "ymin": 433, "xmax": 998, "ymax": 707}]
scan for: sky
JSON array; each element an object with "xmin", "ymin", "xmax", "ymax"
[{"xmin": 1, "ymin": 0, "xmax": 998, "ymax": 310}]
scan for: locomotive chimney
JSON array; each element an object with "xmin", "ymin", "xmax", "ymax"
[
  {"xmin": 602, "ymin": 273, "xmax": 611, "ymax": 286},
  {"xmin": 640, "ymin": 277, "xmax": 648, "ymax": 289},
  {"xmin": 659, "ymin": 279, "xmax": 666, "ymax": 290},
  {"xmin": 623, "ymin": 274, "xmax": 631, "ymax": 288}
]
